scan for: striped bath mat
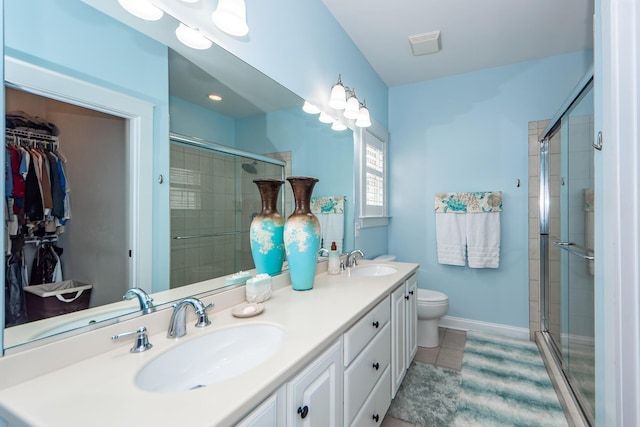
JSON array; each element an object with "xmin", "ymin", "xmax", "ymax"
[{"xmin": 453, "ymin": 331, "xmax": 568, "ymax": 427}]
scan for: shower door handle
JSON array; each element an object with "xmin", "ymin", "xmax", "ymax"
[
  {"xmin": 593, "ymin": 131, "xmax": 603, "ymax": 151},
  {"xmin": 553, "ymin": 241, "xmax": 595, "ymax": 261}
]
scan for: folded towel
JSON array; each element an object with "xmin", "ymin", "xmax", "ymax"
[
  {"xmin": 435, "ymin": 212, "xmax": 466, "ymax": 266},
  {"xmin": 466, "ymin": 212, "xmax": 500, "ymax": 268}
]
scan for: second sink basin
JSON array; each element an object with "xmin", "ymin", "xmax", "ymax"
[
  {"xmin": 136, "ymin": 323, "xmax": 285, "ymax": 393},
  {"xmin": 351, "ymin": 264, "xmax": 398, "ymax": 277}
]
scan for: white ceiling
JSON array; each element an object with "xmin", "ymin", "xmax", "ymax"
[{"xmin": 322, "ymin": 0, "xmax": 594, "ymax": 87}]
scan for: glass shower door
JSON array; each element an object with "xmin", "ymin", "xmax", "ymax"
[{"xmin": 544, "ymin": 82, "xmax": 595, "ymax": 423}]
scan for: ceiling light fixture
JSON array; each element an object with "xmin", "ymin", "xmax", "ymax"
[
  {"xmin": 212, "ymin": 0, "xmax": 249, "ymax": 37},
  {"xmin": 208, "ymin": 94, "xmax": 223, "ymax": 102},
  {"xmin": 175, "ymin": 23, "xmax": 213, "ymax": 50},
  {"xmin": 117, "ymin": 0, "xmax": 164, "ymax": 21}
]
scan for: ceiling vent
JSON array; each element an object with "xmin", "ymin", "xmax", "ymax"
[{"xmin": 409, "ymin": 30, "xmax": 441, "ymax": 56}]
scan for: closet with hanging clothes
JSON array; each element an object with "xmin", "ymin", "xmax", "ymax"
[{"xmin": 4, "ymin": 86, "xmax": 129, "ymax": 326}]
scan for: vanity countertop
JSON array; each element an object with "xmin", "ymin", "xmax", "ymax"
[{"xmin": 0, "ymin": 260, "xmax": 418, "ymax": 427}]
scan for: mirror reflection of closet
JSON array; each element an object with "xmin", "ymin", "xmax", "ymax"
[{"xmin": 4, "ymin": 86, "xmax": 129, "ymax": 326}]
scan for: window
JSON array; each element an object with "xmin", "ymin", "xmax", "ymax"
[{"xmin": 356, "ymin": 126, "xmax": 389, "ymax": 227}]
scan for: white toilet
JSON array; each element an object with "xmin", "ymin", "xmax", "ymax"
[
  {"xmin": 417, "ymin": 289, "xmax": 449, "ymax": 347},
  {"xmin": 374, "ymin": 255, "xmax": 450, "ymax": 348}
]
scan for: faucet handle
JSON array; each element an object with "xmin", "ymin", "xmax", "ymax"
[
  {"xmin": 195, "ymin": 303, "xmax": 213, "ymax": 328},
  {"xmin": 112, "ymin": 326, "xmax": 153, "ymax": 353}
]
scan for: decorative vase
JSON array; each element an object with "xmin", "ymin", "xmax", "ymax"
[
  {"xmin": 250, "ymin": 179, "xmax": 286, "ymax": 276},
  {"xmin": 284, "ymin": 176, "xmax": 321, "ymax": 291}
]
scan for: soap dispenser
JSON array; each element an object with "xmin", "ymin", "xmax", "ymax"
[{"xmin": 328, "ymin": 241, "xmax": 340, "ymax": 275}]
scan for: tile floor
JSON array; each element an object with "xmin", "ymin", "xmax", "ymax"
[{"xmin": 381, "ymin": 327, "xmax": 467, "ymax": 427}]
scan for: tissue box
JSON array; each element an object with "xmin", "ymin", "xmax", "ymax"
[{"xmin": 246, "ymin": 274, "xmax": 272, "ymax": 303}]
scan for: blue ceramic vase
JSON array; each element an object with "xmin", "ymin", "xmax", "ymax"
[
  {"xmin": 250, "ymin": 179, "xmax": 285, "ymax": 276},
  {"xmin": 284, "ymin": 176, "xmax": 321, "ymax": 291}
]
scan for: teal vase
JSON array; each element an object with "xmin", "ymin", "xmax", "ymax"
[
  {"xmin": 250, "ymin": 179, "xmax": 285, "ymax": 276},
  {"xmin": 284, "ymin": 177, "xmax": 321, "ymax": 291}
]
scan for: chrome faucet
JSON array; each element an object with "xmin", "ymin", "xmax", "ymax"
[
  {"xmin": 347, "ymin": 249, "xmax": 365, "ymax": 267},
  {"xmin": 167, "ymin": 297, "xmax": 213, "ymax": 339},
  {"xmin": 123, "ymin": 288, "xmax": 156, "ymax": 314}
]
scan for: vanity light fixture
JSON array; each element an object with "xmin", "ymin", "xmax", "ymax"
[
  {"xmin": 179, "ymin": 0, "xmax": 200, "ymax": 3},
  {"xmin": 355, "ymin": 100, "xmax": 372, "ymax": 128},
  {"xmin": 343, "ymin": 89, "xmax": 360, "ymax": 120},
  {"xmin": 328, "ymin": 74, "xmax": 372, "ymax": 127},
  {"xmin": 117, "ymin": 0, "xmax": 163, "ymax": 21},
  {"xmin": 175, "ymin": 23, "xmax": 213, "ymax": 50},
  {"xmin": 302, "ymin": 101, "xmax": 321, "ymax": 114},
  {"xmin": 212, "ymin": 0, "xmax": 249, "ymax": 37},
  {"xmin": 208, "ymin": 94, "xmax": 223, "ymax": 102},
  {"xmin": 329, "ymin": 75, "xmax": 347, "ymax": 110}
]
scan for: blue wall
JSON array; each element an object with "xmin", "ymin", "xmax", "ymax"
[
  {"xmin": 169, "ymin": 96, "xmax": 236, "ymax": 146},
  {"xmin": 4, "ymin": 0, "xmax": 171, "ymax": 290},
  {"xmin": 388, "ymin": 51, "xmax": 593, "ymax": 328}
]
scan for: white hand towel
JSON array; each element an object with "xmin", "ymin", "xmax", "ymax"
[
  {"xmin": 435, "ymin": 213, "xmax": 466, "ymax": 266},
  {"xmin": 466, "ymin": 212, "xmax": 500, "ymax": 268}
]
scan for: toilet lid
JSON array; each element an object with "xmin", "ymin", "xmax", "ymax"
[{"xmin": 417, "ymin": 288, "xmax": 448, "ymax": 302}]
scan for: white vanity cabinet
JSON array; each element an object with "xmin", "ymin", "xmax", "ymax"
[
  {"xmin": 287, "ymin": 338, "xmax": 343, "ymax": 427},
  {"xmin": 391, "ymin": 273, "xmax": 418, "ymax": 397},
  {"xmin": 343, "ymin": 296, "xmax": 391, "ymax": 426},
  {"xmin": 235, "ymin": 386, "xmax": 286, "ymax": 427}
]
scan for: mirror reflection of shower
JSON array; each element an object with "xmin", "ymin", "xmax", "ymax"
[
  {"xmin": 169, "ymin": 135, "xmax": 286, "ymax": 288},
  {"xmin": 242, "ymin": 161, "xmax": 258, "ymax": 174}
]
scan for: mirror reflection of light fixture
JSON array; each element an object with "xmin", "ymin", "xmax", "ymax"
[
  {"xmin": 331, "ymin": 120, "xmax": 347, "ymax": 131},
  {"xmin": 212, "ymin": 0, "xmax": 249, "ymax": 37},
  {"xmin": 329, "ymin": 75, "xmax": 347, "ymax": 110},
  {"xmin": 208, "ymin": 94, "xmax": 223, "ymax": 102},
  {"xmin": 318, "ymin": 112, "xmax": 334, "ymax": 124},
  {"xmin": 302, "ymin": 101, "xmax": 321, "ymax": 114},
  {"xmin": 355, "ymin": 100, "xmax": 372, "ymax": 128},
  {"xmin": 175, "ymin": 23, "xmax": 213, "ymax": 50},
  {"xmin": 117, "ymin": 0, "xmax": 164, "ymax": 21},
  {"xmin": 343, "ymin": 89, "xmax": 360, "ymax": 120}
]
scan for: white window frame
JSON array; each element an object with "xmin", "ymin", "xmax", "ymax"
[{"xmin": 354, "ymin": 121, "xmax": 390, "ymax": 229}]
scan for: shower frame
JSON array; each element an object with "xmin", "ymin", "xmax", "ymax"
[{"xmin": 537, "ymin": 72, "xmax": 595, "ymax": 426}]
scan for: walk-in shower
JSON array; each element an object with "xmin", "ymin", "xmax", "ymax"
[
  {"xmin": 169, "ymin": 133, "xmax": 286, "ymax": 288},
  {"xmin": 538, "ymin": 75, "xmax": 595, "ymax": 425}
]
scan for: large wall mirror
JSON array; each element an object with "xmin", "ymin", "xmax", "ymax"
[{"xmin": 2, "ymin": 0, "xmax": 355, "ymax": 354}]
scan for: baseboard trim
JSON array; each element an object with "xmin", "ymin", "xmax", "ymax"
[{"xmin": 438, "ymin": 315, "xmax": 530, "ymax": 340}]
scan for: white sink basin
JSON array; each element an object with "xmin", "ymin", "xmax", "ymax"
[
  {"xmin": 136, "ymin": 324, "xmax": 285, "ymax": 393},
  {"xmin": 351, "ymin": 264, "xmax": 398, "ymax": 277}
]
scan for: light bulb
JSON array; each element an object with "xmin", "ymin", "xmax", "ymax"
[
  {"xmin": 212, "ymin": 0, "xmax": 249, "ymax": 37},
  {"xmin": 117, "ymin": 0, "xmax": 163, "ymax": 21},
  {"xmin": 302, "ymin": 101, "xmax": 320, "ymax": 114},
  {"xmin": 355, "ymin": 105, "xmax": 372, "ymax": 128},
  {"xmin": 343, "ymin": 94, "xmax": 360, "ymax": 119},
  {"xmin": 175, "ymin": 23, "xmax": 212, "ymax": 50}
]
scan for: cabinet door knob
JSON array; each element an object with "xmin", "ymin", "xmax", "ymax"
[
  {"xmin": 372, "ymin": 362, "xmax": 380, "ymax": 370},
  {"xmin": 372, "ymin": 413, "xmax": 380, "ymax": 422},
  {"xmin": 409, "ymin": 290, "xmax": 414, "ymax": 295},
  {"xmin": 297, "ymin": 405, "xmax": 309, "ymax": 419},
  {"xmin": 405, "ymin": 295, "xmax": 410, "ymax": 300},
  {"xmin": 372, "ymin": 321, "xmax": 379, "ymax": 328}
]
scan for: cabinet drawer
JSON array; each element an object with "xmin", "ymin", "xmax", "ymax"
[
  {"xmin": 350, "ymin": 366, "xmax": 391, "ymax": 427},
  {"xmin": 344, "ymin": 296, "xmax": 390, "ymax": 366},
  {"xmin": 344, "ymin": 323, "xmax": 391, "ymax": 425}
]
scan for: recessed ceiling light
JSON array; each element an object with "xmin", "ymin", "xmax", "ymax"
[{"xmin": 208, "ymin": 94, "xmax": 223, "ymax": 102}]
